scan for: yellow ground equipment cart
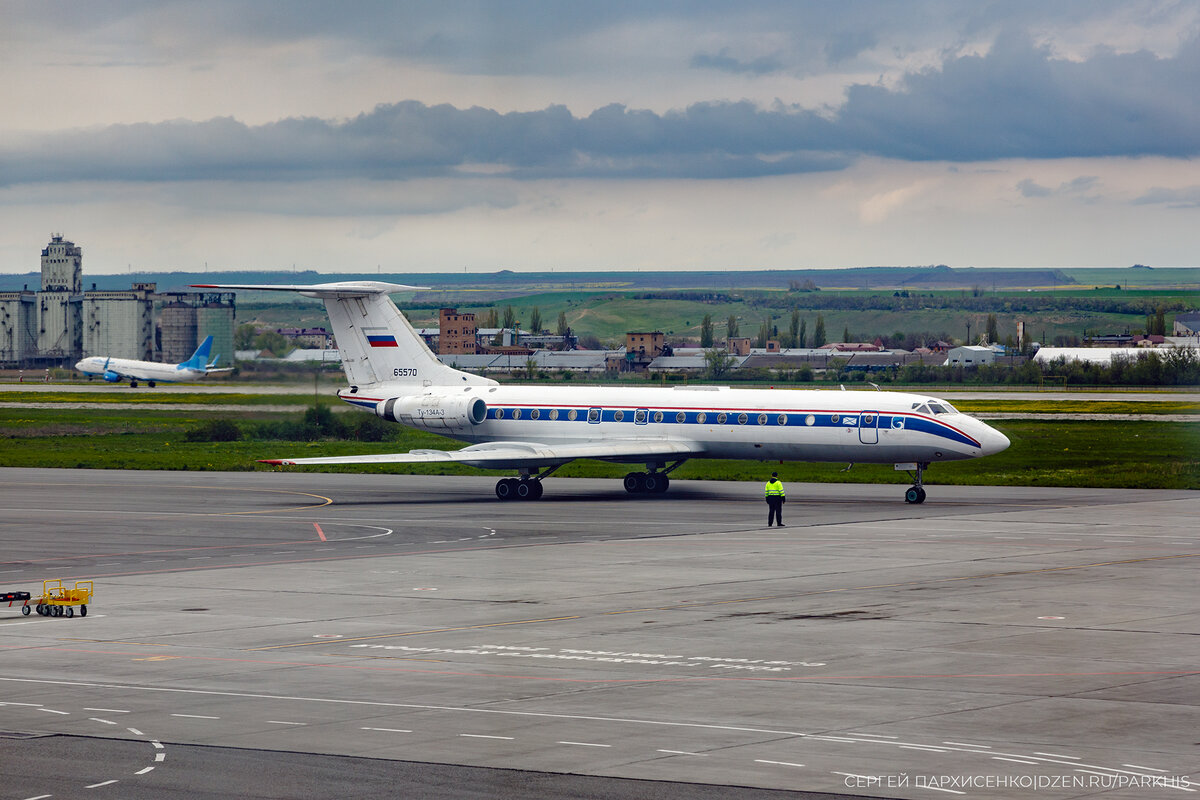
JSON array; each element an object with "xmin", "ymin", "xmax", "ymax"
[{"xmin": 34, "ymin": 579, "xmax": 93, "ymax": 618}]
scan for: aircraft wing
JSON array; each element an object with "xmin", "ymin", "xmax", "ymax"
[{"xmin": 260, "ymin": 439, "xmax": 704, "ymax": 470}]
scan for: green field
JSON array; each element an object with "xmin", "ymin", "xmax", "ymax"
[{"xmin": 1, "ymin": 404, "xmax": 1195, "ymax": 489}]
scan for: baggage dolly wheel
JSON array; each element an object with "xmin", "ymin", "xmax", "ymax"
[
  {"xmin": 21, "ymin": 605, "xmax": 30, "ymax": 616},
  {"xmin": 80, "ymin": 604, "xmax": 87, "ymax": 617}
]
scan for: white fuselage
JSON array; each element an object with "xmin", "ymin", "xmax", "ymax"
[
  {"xmin": 339, "ymin": 383, "xmax": 1009, "ymax": 466},
  {"xmin": 75, "ymin": 355, "xmax": 206, "ymax": 384}
]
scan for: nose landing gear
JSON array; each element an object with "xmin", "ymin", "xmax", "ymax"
[{"xmin": 904, "ymin": 462, "xmax": 929, "ymax": 504}]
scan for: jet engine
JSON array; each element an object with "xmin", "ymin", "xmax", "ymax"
[
  {"xmin": 103, "ymin": 371, "xmax": 121, "ymax": 382},
  {"xmin": 376, "ymin": 394, "xmax": 487, "ymax": 430}
]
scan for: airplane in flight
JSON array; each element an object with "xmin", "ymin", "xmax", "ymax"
[
  {"xmin": 193, "ymin": 281, "xmax": 1010, "ymax": 503},
  {"xmin": 75, "ymin": 335, "xmax": 232, "ymax": 387}
]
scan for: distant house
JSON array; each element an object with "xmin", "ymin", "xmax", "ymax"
[
  {"xmin": 1171, "ymin": 312, "xmax": 1200, "ymax": 335},
  {"xmin": 944, "ymin": 345, "xmax": 995, "ymax": 366}
]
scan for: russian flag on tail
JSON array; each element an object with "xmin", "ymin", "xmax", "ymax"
[{"xmin": 363, "ymin": 327, "xmax": 398, "ymax": 348}]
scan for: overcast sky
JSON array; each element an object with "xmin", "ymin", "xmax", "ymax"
[{"xmin": 2, "ymin": 1, "xmax": 1198, "ymax": 274}]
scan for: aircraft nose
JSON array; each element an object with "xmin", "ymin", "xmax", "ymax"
[{"xmin": 980, "ymin": 423, "xmax": 1010, "ymax": 456}]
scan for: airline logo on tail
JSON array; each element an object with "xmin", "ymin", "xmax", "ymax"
[{"xmin": 364, "ymin": 327, "xmax": 398, "ymax": 348}]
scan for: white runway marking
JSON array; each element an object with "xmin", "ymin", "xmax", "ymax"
[
  {"xmin": 658, "ymin": 750, "xmax": 706, "ymax": 756},
  {"xmin": 86, "ymin": 780, "xmax": 118, "ymax": 788},
  {"xmin": 155, "ymin": 752, "xmax": 165, "ymax": 761},
  {"xmin": 38, "ymin": 708, "xmax": 69, "ymax": 715},
  {"xmin": 171, "ymin": 713, "xmax": 218, "ymax": 719},
  {"xmin": 1125, "ymin": 763, "xmax": 1169, "ymax": 772},
  {"xmin": 993, "ymin": 756, "xmax": 1037, "ymax": 764},
  {"xmin": 362, "ymin": 727, "xmax": 411, "ymax": 733},
  {"xmin": 558, "ymin": 741, "xmax": 611, "ymax": 747},
  {"xmin": 460, "ymin": 734, "xmax": 514, "ymax": 740},
  {"xmin": 755, "ymin": 759, "xmax": 804, "ymax": 767},
  {"xmin": 943, "ymin": 741, "xmax": 989, "ymax": 747},
  {"xmin": 1035, "ymin": 751, "xmax": 1079, "ymax": 758},
  {"xmin": 84, "ymin": 708, "xmax": 129, "ymax": 713},
  {"xmin": 89, "ymin": 717, "xmax": 117, "ymax": 725},
  {"xmin": 266, "ymin": 720, "xmax": 306, "ymax": 725},
  {"xmin": 134, "ymin": 766, "xmax": 154, "ymax": 775}
]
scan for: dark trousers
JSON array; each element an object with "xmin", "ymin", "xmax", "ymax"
[{"xmin": 766, "ymin": 496, "xmax": 783, "ymax": 526}]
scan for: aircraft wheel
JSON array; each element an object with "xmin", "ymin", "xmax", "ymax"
[
  {"xmin": 529, "ymin": 481, "xmax": 544, "ymax": 500},
  {"xmin": 148, "ymin": 381, "xmax": 156, "ymax": 388},
  {"xmin": 905, "ymin": 486, "xmax": 925, "ymax": 504},
  {"xmin": 623, "ymin": 472, "xmax": 645, "ymax": 494},
  {"xmin": 654, "ymin": 475, "xmax": 669, "ymax": 493},
  {"xmin": 80, "ymin": 605, "xmax": 87, "ymax": 617},
  {"xmin": 495, "ymin": 479, "xmax": 516, "ymax": 501},
  {"xmin": 916, "ymin": 487, "xmax": 926, "ymax": 504},
  {"xmin": 21, "ymin": 604, "xmax": 30, "ymax": 616},
  {"xmin": 643, "ymin": 473, "xmax": 661, "ymax": 493},
  {"xmin": 130, "ymin": 381, "xmax": 138, "ymax": 388},
  {"xmin": 515, "ymin": 480, "xmax": 533, "ymax": 500}
]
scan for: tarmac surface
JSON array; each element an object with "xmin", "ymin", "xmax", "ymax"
[{"xmin": 0, "ymin": 468, "xmax": 1196, "ymax": 799}]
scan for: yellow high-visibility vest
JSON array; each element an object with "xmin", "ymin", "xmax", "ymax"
[{"xmin": 765, "ymin": 480, "xmax": 785, "ymax": 497}]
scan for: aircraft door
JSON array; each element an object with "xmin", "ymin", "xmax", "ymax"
[{"xmin": 858, "ymin": 410, "xmax": 879, "ymax": 444}]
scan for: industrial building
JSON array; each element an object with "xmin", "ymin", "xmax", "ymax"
[{"xmin": 0, "ymin": 235, "xmax": 235, "ymax": 368}]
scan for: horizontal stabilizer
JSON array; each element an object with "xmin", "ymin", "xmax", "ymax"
[{"xmin": 191, "ymin": 281, "xmax": 427, "ymax": 298}]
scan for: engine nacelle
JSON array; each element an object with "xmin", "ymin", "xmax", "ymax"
[
  {"xmin": 376, "ymin": 394, "xmax": 487, "ymax": 430},
  {"xmin": 103, "ymin": 371, "xmax": 121, "ymax": 382}
]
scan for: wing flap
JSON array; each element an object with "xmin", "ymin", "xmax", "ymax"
[{"xmin": 260, "ymin": 439, "xmax": 703, "ymax": 469}]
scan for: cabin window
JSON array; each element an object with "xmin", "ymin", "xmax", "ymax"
[
  {"xmin": 530, "ymin": 409, "xmax": 540, "ymax": 420},
  {"xmin": 568, "ymin": 409, "xmax": 578, "ymax": 421},
  {"xmin": 757, "ymin": 414, "xmax": 767, "ymax": 425},
  {"xmin": 653, "ymin": 411, "xmax": 663, "ymax": 423},
  {"xmin": 613, "ymin": 410, "xmax": 624, "ymax": 422},
  {"xmin": 634, "ymin": 409, "xmax": 647, "ymax": 423},
  {"xmin": 587, "ymin": 408, "xmax": 600, "ymax": 423},
  {"xmin": 676, "ymin": 412, "xmax": 686, "ymax": 423},
  {"xmin": 549, "ymin": 409, "xmax": 559, "ymax": 420},
  {"xmin": 830, "ymin": 413, "xmax": 840, "ymax": 424},
  {"xmin": 777, "ymin": 414, "xmax": 787, "ymax": 426},
  {"xmin": 717, "ymin": 412, "xmax": 728, "ymax": 424},
  {"xmin": 696, "ymin": 412, "xmax": 707, "ymax": 424},
  {"xmin": 738, "ymin": 413, "xmax": 748, "ymax": 425},
  {"xmin": 862, "ymin": 413, "xmax": 874, "ymax": 424},
  {"xmin": 805, "ymin": 414, "xmax": 815, "ymax": 426},
  {"xmin": 494, "ymin": 408, "xmax": 505, "ymax": 419},
  {"xmin": 512, "ymin": 408, "xmax": 522, "ymax": 420}
]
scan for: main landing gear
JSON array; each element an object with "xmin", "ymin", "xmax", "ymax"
[
  {"xmin": 495, "ymin": 478, "xmax": 543, "ymax": 501},
  {"xmin": 904, "ymin": 462, "xmax": 929, "ymax": 504},
  {"xmin": 623, "ymin": 471, "xmax": 669, "ymax": 494},
  {"xmin": 623, "ymin": 460, "xmax": 685, "ymax": 495}
]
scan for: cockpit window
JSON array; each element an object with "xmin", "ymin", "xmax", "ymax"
[
  {"xmin": 927, "ymin": 403, "xmax": 946, "ymax": 414},
  {"xmin": 915, "ymin": 404, "xmax": 931, "ymax": 415},
  {"xmin": 927, "ymin": 401, "xmax": 958, "ymax": 415}
]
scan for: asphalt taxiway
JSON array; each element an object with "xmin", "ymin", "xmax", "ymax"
[{"xmin": 0, "ymin": 468, "xmax": 1196, "ymax": 799}]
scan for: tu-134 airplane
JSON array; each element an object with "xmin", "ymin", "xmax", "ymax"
[
  {"xmin": 193, "ymin": 281, "xmax": 1010, "ymax": 503},
  {"xmin": 75, "ymin": 335, "xmax": 231, "ymax": 388}
]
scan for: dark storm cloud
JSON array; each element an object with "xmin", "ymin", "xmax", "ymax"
[
  {"xmin": 2, "ymin": 33, "xmax": 1196, "ymax": 186},
  {"xmin": 690, "ymin": 50, "xmax": 786, "ymax": 75},
  {"xmin": 834, "ymin": 34, "xmax": 1200, "ymax": 161}
]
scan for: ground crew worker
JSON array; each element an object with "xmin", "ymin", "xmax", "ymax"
[{"xmin": 764, "ymin": 472, "xmax": 786, "ymax": 527}]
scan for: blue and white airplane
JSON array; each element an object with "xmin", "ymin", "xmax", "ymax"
[
  {"xmin": 75, "ymin": 335, "xmax": 231, "ymax": 388},
  {"xmin": 194, "ymin": 281, "xmax": 1010, "ymax": 503}
]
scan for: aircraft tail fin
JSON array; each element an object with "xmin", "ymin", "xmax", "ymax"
[
  {"xmin": 190, "ymin": 282, "xmax": 496, "ymax": 389},
  {"xmin": 179, "ymin": 336, "xmax": 214, "ymax": 370}
]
